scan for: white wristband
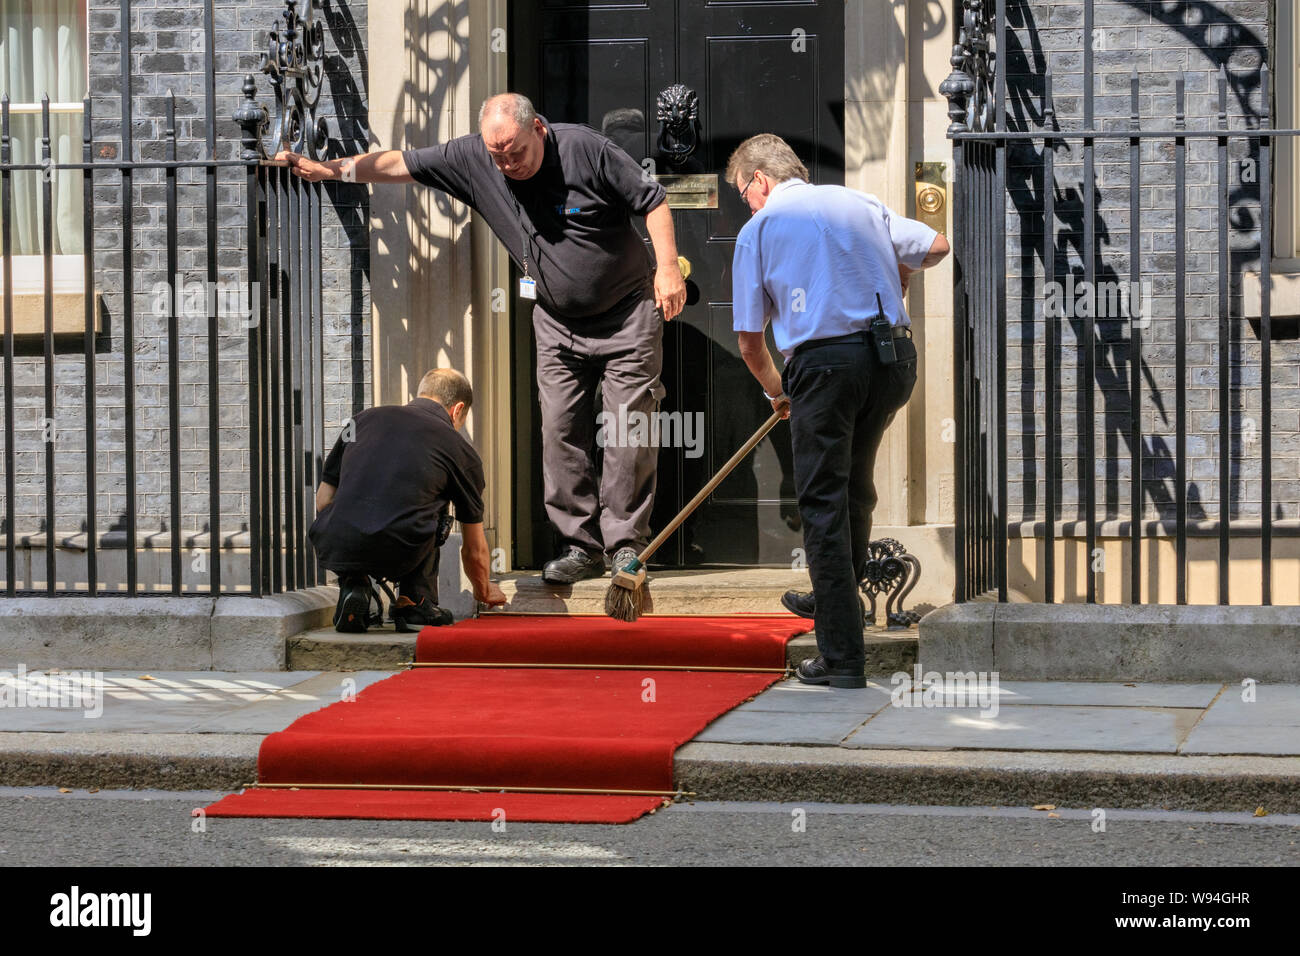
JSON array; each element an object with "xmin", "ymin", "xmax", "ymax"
[{"xmin": 764, "ymin": 389, "xmax": 786, "ymax": 402}]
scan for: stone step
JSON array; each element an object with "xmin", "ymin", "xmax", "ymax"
[
  {"xmin": 287, "ymin": 627, "xmax": 416, "ymax": 670},
  {"xmin": 287, "ymin": 620, "xmax": 917, "ymax": 674},
  {"xmin": 786, "ymin": 631, "xmax": 918, "ymax": 674},
  {"xmin": 495, "ymin": 568, "xmax": 814, "ymax": 615}
]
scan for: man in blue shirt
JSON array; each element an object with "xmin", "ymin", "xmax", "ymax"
[{"xmin": 728, "ymin": 134, "xmax": 949, "ymax": 688}]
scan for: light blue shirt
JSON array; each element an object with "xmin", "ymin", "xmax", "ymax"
[{"xmin": 731, "ymin": 179, "xmax": 939, "ymax": 358}]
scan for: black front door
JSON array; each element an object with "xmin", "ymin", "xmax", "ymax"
[{"xmin": 511, "ymin": 1, "xmax": 845, "ymax": 568}]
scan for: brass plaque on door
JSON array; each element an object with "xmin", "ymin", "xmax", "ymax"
[{"xmin": 657, "ymin": 173, "xmax": 718, "ymax": 209}]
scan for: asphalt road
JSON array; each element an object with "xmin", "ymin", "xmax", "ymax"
[{"xmin": 2, "ymin": 787, "xmax": 1298, "ymax": 867}]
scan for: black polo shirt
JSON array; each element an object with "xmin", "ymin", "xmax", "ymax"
[
  {"xmin": 401, "ymin": 116, "xmax": 666, "ymax": 321},
  {"xmin": 309, "ymin": 398, "xmax": 485, "ymax": 577}
]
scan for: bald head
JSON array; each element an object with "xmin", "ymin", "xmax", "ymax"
[
  {"xmin": 417, "ymin": 368, "xmax": 473, "ymax": 430},
  {"xmin": 479, "ymin": 93, "xmax": 547, "ymax": 180},
  {"xmin": 479, "ymin": 93, "xmax": 536, "ymax": 131}
]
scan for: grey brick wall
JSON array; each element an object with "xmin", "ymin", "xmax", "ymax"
[
  {"xmin": 999, "ymin": 0, "xmax": 1283, "ymax": 525},
  {"xmin": 1, "ymin": 0, "xmax": 369, "ymax": 560}
]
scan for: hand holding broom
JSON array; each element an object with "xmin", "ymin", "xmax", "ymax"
[{"xmin": 605, "ymin": 407, "xmax": 787, "ymax": 622}]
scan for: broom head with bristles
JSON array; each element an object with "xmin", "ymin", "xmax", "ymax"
[{"xmin": 604, "ymin": 560, "xmax": 647, "ymax": 622}]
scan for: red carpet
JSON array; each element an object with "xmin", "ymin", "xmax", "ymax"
[
  {"xmin": 414, "ymin": 614, "xmax": 797, "ymax": 669},
  {"xmin": 205, "ymin": 614, "xmax": 810, "ymax": 823}
]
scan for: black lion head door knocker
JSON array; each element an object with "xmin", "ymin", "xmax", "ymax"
[{"xmin": 655, "ymin": 83, "xmax": 700, "ymax": 169}]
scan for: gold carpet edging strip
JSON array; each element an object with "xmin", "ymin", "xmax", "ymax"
[
  {"xmin": 478, "ymin": 611, "xmax": 804, "ymax": 616},
  {"xmin": 403, "ymin": 661, "xmax": 790, "ymax": 673},
  {"xmin": 242, "ymin": 781, "xmax": 693, "ymax": 798}
]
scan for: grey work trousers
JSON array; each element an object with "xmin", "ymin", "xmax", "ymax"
[{"xmin": 533, "ymin": 290, "xmax": 663, "ymax": 558}]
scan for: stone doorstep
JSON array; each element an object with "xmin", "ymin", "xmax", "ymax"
[
  {"xmin": 497, "ymin": 569, "xmax": 806, "ymax": 615},
  {"xmin": 497, "ymin": 567, "xmax": 920, "ymax": 617},
  {"xmin": 6, "ymin": 736, "xmax": 1300, "ymax": 812},
  {"xmin": 287, "ymin": 628, "xmax": 418, "ymax": 670},
  {"xmin": 285, "ymin": 626, "xmax": 917, "ymax": 673},
  {"xmin": 291, "ymin": 566, "xmax": 921, "ymax": 671}
]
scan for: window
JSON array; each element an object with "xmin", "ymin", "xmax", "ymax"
[{"xmin": 0, "ymin": 0, "xmax": 87, "ymax": 304}]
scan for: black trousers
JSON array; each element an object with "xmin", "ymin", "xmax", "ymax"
[
  {"xmin": 334, "ymin": 544, "xmax": 441, "ymax": 604},
  {"xmin": 327, "ymin": 530, "xmax": 444, "ymax": 606},
  {"xmin": 782, "ymin": 333, "xmax": 917, "ymax": 667}
]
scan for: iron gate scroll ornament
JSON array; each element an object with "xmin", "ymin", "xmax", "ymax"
[
  {"xmin": 938, "ymin": 0, "xmax": 996, "ymax": 135},
  {"xmin": 235, "ymin": 0, "xmax": 328, "ymax": 161},
  {"xmin": 861, "ymin": 538, "xmax": 923, "ymax": 629},
  {"xmin": 656, "ymin": 84, "xmax": 700, "ymax": 167}
]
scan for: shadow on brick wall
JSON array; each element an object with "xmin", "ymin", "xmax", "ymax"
[{"xmin": 1000, "ymin": 0, "xmax": 1271, "ymax": 529}]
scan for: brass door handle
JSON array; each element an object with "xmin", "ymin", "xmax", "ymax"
[{"xmin": 677, "ymin": 255, "xmax": 692, "ymax": 279}]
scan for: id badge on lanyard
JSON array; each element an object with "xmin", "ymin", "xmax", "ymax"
[{"xmin": 514, "ymin": 194, "xmax": 539, "ymax": 301}]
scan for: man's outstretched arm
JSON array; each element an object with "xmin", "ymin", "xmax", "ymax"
[{"xmin": 274, "ymin": 149, "xmax": 415, "ymax": 184}]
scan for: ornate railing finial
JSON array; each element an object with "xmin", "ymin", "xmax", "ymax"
[
  {"xmin": 235, "ymin": 0, "xmax": 327, "ymax": 161},
  {"xmin": 939, "ymin": 0, "xmax": 995, "ymax": 137},
  {"xmin": 234, "ymin": 74, "xmax": 269, "ymax": 162}
]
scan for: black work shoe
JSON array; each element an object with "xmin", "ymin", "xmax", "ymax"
[
  {"xmin": 542, "ymin": 546, "xmax": 606, "ymax": 585},
  {"xmin": 610, "ymin": 547, "xmax": 640, "ymax": 575},
  {"xmin": 795, "ymin": 655, "xmax": 867, "ymax": 689},
  {"xmin": 781, "ymin": 589, "xmax": 868, "ymax": 625},
  {"xmin": 334, "ymin": 582, "xmax": 378, "ymax": 633},
  {"xmin": 391, "ymin": 596, "xmax": 454, "ymax": 633},
  {"xmin": 781, "ymin": 589, "xmax": 816, "ymax": 618}
]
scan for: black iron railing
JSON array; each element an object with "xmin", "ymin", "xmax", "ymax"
[
  {"xmin": 0, "ymin": 0, "xmax": 332, "ymax": 598},
  {"xmin": 943, "ymin": 0, "xmax": 1294, "ymax": 606}
]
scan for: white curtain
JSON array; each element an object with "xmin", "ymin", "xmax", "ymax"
[{"xmin": 0, "ymin": 0, "xmax": 85, "ymax": 256}]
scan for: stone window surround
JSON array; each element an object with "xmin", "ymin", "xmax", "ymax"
[{"xmin": 1, "ymin": 1, "xmax": 93, "ymax": 334}]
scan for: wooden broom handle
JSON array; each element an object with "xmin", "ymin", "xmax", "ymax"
[{"xmin": 637, "ymin": 409, "xmax": 785, "ymax": 564}]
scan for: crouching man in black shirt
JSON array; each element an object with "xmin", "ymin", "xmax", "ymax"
[{"xmin": 309, "ymin": 368, "xmax": 508, "ymax": 633}]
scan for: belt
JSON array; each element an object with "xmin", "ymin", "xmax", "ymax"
[{"xmin": 792, "ymin": 325, "xmax": 911, "ymax": 357}]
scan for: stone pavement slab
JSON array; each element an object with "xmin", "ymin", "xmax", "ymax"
[
  {"xmin": 990, "ymin": 681, "xmax": 1224, "ymax": 709},
  {"xmin": 694, "ymin": 710, "xmax": 873, "ymax": 746},
  {"xmin": 183, "ymin": 671, "xmax": 394, "ymax": 733},
  {"xmin": 842, "ymin": 703, "xmax": 1200, "ymax": 753},
  {"xmin": 0, "ymin": 670, "xmax": 393, "ymax": 734},
  {"xmin": 1182, "ymin": 684, "xmax": 1300, "ymax": 756},
  {"xmin": 728, "ymin": 681, "xmax": 893, "ymax": 714}
]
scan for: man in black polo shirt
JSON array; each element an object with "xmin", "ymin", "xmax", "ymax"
[
  {"xmin": 278, "ymin": 93, "xmax": 686, "ymax": 586},
  {"xmin": 310, "ymin": 368, "xmax": 507, "ymax": 632}
]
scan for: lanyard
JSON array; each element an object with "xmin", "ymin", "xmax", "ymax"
[{"xmin": 511, "ymin": 191, "xmax": 534, "ymax": 278}]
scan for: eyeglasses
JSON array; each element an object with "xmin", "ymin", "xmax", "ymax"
[{"xmin": 739, "ymin": 171, "xmax": 759, "ymax": 202}]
